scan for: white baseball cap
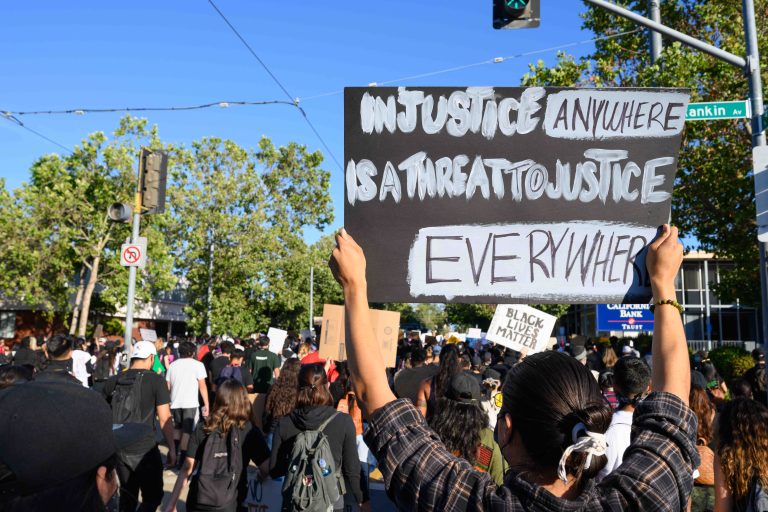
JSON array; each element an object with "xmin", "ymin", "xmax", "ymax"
[{"xmin": 131, "ymin": 341, "xmax": 157, "ymax": 360}]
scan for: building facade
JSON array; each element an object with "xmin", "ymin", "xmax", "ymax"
[{"xmin": 561, "ymin": 252, "xmax": 762, "ymax": 348}]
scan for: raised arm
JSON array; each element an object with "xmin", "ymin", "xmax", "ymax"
[
  {"xmin": 646, "ymin": 224, "xmax": 689, "ymax": 404},
  {"xmin": 330, "ymin": 228, "xmax": 396, "ymax": 414}
]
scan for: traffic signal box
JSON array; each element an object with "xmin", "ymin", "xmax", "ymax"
[{"xmin": 493, "ymin": 0, "xmax": 540, "ymax": 29}]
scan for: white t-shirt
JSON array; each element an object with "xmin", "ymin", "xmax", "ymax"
[
  {"xmin": 597, "ymin": 409, "xmax": 633, "ymax": 482},
  {"xmin": 71, "ymin": 349, "xmax": 91, "ymax": 387},
  {"xmin": 166, "ymin": 357, "xmax": 207, "ymax": 409}
]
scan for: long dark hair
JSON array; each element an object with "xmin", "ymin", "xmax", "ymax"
[
  {"xmin": 296, "ymin": 363, "xmax": 333, "ymax": 408},
  {"xmin": 434, "ymin": 345, "xmax": 462, "ymax": 402},
  {"xmin": 500, "ymin": 351, "xmax": 612, "ymax": 482},
  {"xmin": 265, "ymin": 359, "xmax": 301, "ymax": 423},
  {"xmin": 429, "ymin": 397, "xmax": 488, "ymax": 463},
  {"xmin": 716, "ymin": 398, "xmax": 768, "ymax": 506},
  {"xmin": 689, "ymin": 387, "xmax": 715, "ymax": 444}
]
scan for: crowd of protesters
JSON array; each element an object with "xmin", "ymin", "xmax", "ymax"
[{"xmin": 0, "ymin": 226, "xmax": 767, "ymax": 511}]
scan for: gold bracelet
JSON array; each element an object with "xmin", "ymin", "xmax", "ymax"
[{"xmin": 649, "ymin": 299, "xmax": 684, "ymax": 314}]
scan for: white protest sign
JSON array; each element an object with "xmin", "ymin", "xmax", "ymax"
[
  {"xmin": 467, "ymin": 328, "xmax": 482, "ymax": 339},
  {"xmin": 266, "ymin": 328, "xmax": 288, "ymax": 355},
  {"xmin": 486, "ymin": 305, "xmax": 557, "ymax": 354},
  {"xmin": 300, "ymin": 329, "xmax": 315, "ymax": 341},
  {"xmin": 243, "ymin": 467, "xmax": 282, "ymax": 511},
  {"xmin": 139, "ymin": 328, "xmax": 157, "ymax": 342}
]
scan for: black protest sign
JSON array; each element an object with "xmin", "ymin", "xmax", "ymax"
[{"xmin": 344, "ymin": 86, "xmax": 689, "ymax": 303}]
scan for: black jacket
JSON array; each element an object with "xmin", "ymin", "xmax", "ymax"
[{"xmin": 269, "ymin": 405, "xmax": 362, "ymax": 503}]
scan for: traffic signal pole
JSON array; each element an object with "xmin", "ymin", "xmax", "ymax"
[
  {"xmin": 585, "ymin": 0, "xmax": 768, "ymax": 352},
  {"xmin": 123, "ymin": 154, "xmax": 144, "ymax": 355}
]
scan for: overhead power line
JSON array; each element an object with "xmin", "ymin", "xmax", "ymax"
[
  {"xmin": 4, "ymin": 100, "xmax": 297, "ymax": 117},
  {"xmin": 205, "ymin": 0, "xmax": 342, "ymax": 170},
  {"xmin": 2, "ymin": 114, "xmax": 71, "ymax": 153},
  {"xmin": 298, "ymin": 28, "xmax": 643, "ymax": 102}
]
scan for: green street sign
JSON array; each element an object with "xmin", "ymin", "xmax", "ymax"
[{"xmin": 686, "ymin": 100, "xmax": 750, "ymax": 121}]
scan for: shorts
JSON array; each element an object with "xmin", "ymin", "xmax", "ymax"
[{"xmin": 172, "ymin": 407, "xmax": 198, "ymax": 434}]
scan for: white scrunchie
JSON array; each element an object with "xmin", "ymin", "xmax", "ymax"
[{"xmin": 557, "ymin": 422, "xmax": 607, "ymax": 483}]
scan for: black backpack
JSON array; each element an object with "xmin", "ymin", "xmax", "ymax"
[
  {"xmin": 90, "ymin": 354, "xmax": 113, "ymax": 382},
  {"xmin": 110, "ymin": 371, "xmax": 156, "ymax": 469},
  {"xmin": 190, "ymin": 428, "xmax": 243, "ymax": 508}
]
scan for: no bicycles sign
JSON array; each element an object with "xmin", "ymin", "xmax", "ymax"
[{"xmin": 120, "ymin": 237, "xmax": 147, "ymax": 268}]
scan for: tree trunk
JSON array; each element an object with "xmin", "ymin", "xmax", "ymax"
[
  {"xmin": 69, "ymin": 264, "xmax": 87, "ymax": 335},
  {"xmin": 77, "ymin": 255, "xmax": 100, "ymax": 337}
]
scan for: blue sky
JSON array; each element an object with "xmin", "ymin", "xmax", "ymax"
[{"xmin": 1, "ymin": 1, "xmax": 599, "ymax": 242}]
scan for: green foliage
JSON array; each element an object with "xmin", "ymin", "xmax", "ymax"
[
  {"xmin": 709, "ymin": 345, "xmax": 752, "ymax": 382},
  {"xmin": 443, "ymin": 304, "xmax": 496, "ymax": 331},
  {"xmin": 731, "ymin": 354, "xmax": 755, "ymax": 379},
  {"xmin": 0, "ymin": 117, "xmax": 176, "ymax": 334},
  {"xmin": 524, "ymin": 0, "xmax": 768, "ymax": 305},
  {"xmin": 168, "ymin": 136, "xmax": 333, "ymax": 335}
]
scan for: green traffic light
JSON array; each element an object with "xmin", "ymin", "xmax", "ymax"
[{"xmin": 505, "ymin": 0, "xmax": 528, "ymax": 9}]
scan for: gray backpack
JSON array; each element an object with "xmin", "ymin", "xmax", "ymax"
[{"xmin": 282, "ymin": 412, "xmax": 345, "ymax": 512}]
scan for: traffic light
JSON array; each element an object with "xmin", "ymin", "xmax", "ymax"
[
  {"xmin": 107, "ymin": 202, "xmax": 133, "ymax": 223},
  {"xmin": 493, "ymin": 0, "xmax": 540, "ymax": 29},
  {"xmin": 139, "ymin": 148, "xmax": 168, "ymax": 214}
]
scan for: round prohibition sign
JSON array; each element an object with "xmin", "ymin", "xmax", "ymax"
[{"xmin": 123, "ymin": 245, "xmax": 142, "ymax": 265}]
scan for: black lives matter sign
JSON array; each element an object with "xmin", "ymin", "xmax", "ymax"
[{"xmin": 344, "ymin": 87, "xmax": 689, "ymax": 303}]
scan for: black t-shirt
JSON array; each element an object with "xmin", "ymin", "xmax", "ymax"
[
  {"xmin": 186, "ymin": 421, "xmax": 270, "ymax": 511},
  {"xmin": 102, "ymin": 368, "xmax": 170, "ymax": 428},
  {"xmin": 394, "ymin": 364, "xmax": 439, "ymax": 404}
]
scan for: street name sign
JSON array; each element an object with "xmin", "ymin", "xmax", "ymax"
[{"xmin": 686, "ymin": 100, "xmax": 749, "ymax": 121}]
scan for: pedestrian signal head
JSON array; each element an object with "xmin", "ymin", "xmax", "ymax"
[{"xmin": 107, "ymin": 202, "xmax": 133, "ymax": 223}]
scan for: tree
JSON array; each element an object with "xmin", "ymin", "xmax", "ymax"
[
  {"xmin": 169, "ymin": 136, "xmax": 333, "ymax": 335},
  {"xmin": 523, "ymin": 1, "xmax": 767, "ymax": 305},
  {"xmin": 0, "ymin": 117, "xmax": 176, "ymax": 335}
]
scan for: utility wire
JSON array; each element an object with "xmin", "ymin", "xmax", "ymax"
[
  {"xmin": 298, "ymin": 28, "xmax": 643, "ymax": 101},
  {"xmin": 5, "ymin": 99, "xmax": 297, "ymax": 117},
  {"xmin": 206, "ymin": 0, "xmax": 343, "ymax": 170},
  {"xmin": 2, "ymin": 113, "xmax": 71, "ymax": 153}
]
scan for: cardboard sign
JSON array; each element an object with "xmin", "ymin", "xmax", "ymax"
[
  {"xmin": 344, "ymin": 87, "xmax": 690, "ymax": 303},
  {"xmin": 467, "ymin": 328, "xmax": 482, "ymax": 339},
  {"xmin": 318, "ymin": 304, "xmax": 400, "ymax": 367},
  {"xmin": 266, "ymin": 327, "xmax": 288, "ymax": 355},
  {"xmin": 486, "ymin": 305, "xmax": 557, "ymax": 354},
  {"xmin": 139, "ymin": 328, "xmax": 157, "ymax": 342}
]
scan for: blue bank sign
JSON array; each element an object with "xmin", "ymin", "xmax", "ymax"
[{"xmin": 597, "ymin": 304, "xmax": 654, "ymax": 332}]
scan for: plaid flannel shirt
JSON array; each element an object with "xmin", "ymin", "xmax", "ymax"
[{"xmin": 364, "ymin": 392, "xmax": 699, "ymax": 511}]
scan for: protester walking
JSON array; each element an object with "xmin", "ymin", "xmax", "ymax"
[
  {"xmin": 102, "ymin": 341, "xmax": 176, "ymax": 512},
  {"xmin": 269, "ymin": 363, "xmax": 362, "ymax": 510},
  {"xmin": 166, "ymin": 340, "xmax": 210, "ymax": 466},
  {"xmin": 165, "ymin": 379, "xmax": 271, "ymax": 512},
  {"xmin": 248, "ymin": 335, "xmax": 281, "ymax": 394},
  {"xmin": 263, "ymin": 358, "xmax": 301, "ymax": 439}
]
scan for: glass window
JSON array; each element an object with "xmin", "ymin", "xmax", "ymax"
[
  {"xmin": 685, "ymin": 290, "xmax": 702, "ymax": 305},
  {"xmin": 674, "ymin": 271, "xmax": 682, "ymax": 289},
  {"xmin": 719, "ymin": 310, "xmax": 739, "ymax": 341},
  {"xmin": 683, "ymin": 265, "xmax": 700, "ymax": 289},
  {"xmin": 684, "ymin": 311, "xmax": 704, "ymax": 340},
  {"xmin": 0, "ymin": 312, "xmax": 14, "ymax": 339}
]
